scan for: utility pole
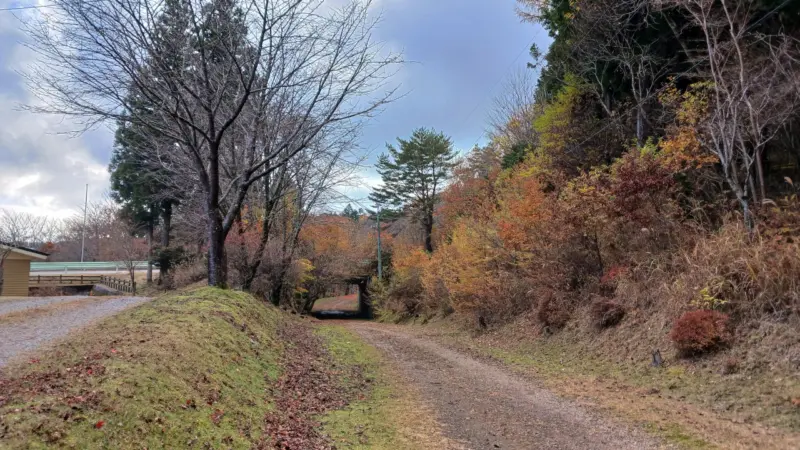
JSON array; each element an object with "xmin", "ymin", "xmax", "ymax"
[
  {"xmin": 80, "ymin": 184, "xmax": 88, "ymax": 263},
  {"xmin": 376, "ymin": 205, "xmax": 382, "ymax": 280}
]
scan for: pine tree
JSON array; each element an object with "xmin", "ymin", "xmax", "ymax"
[{"xmin": 370, "ymin": 128, "xmax": 457, "ymax": 252}]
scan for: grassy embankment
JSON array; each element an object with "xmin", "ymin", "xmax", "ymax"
[
  {"xmin": 416, "ymin": 318, "xmax": 800, "ymax": 449},
  {"xmin": 0, "ymin": 288, "xmax": 281, "ymax": 448},
  {"xmin": 0, "ymin": 287, "xmax": 445, "ymax": 449}
]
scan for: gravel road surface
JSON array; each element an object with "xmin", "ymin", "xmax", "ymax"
[
  {"xmin": 0, "ymin": 296, "xmax": 91, "ymax": 316},
  {"xmin": 347, "ymin": 322, "xmax": 666, "ymax": 450},
  {"xmin": 0, "ymin": 296, "xmax": 151, "ymax": 368}
]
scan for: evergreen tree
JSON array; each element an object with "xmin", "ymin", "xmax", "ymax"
[
  {"xmin": 370, "ymin": 128, "xmax": 457, "ymax": 252},
  {"xmin": 342, "ymin": 204, "xmax": 361, "ymax": 221}
]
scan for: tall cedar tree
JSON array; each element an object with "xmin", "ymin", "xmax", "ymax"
[{"xmin": 370, "ymin": 128, "xmax": 457, "ymax": 252}]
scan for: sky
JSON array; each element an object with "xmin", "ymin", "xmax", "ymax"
[{"xmin": 0, "ymin": 0, "xmax": 550, "ymax": 218}]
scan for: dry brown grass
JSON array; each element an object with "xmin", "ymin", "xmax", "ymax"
[
  {"xmin": 671, "ymin": 223, "xmax": 800, "ymax": 320},
  {"xmin": 172, "ymin": 259, "xmax": 208, "ymax": 288}
]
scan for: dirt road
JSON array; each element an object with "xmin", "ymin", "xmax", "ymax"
[
  {"xmin": 347, "ymin": 322, "xmax": 666, "ymax": 450},
  {"xmin": 0, "ymin": 295, "xmax": 151, "ymax": 368}
]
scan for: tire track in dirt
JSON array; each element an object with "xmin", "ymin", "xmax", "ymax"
[{"xmin": 346, "ymin": 322, "xmax": 667, "ymax": 450}]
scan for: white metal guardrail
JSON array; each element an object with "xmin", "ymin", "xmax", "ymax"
[{"xmin": 30, "ymin": 261, "xmax": 150, "ymax": 273}]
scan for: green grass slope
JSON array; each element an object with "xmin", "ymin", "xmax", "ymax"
[{"xmin": 0, "ymin": 288, "xmax": 282, "ymax": 449}]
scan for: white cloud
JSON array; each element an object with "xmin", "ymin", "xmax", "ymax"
[
  {"xmin": 0, "ymin": 10, "xmax": 112, "ymax": 219},
  {"xmin": 0, "ymin": 100, "xmax": 112, "ymax": 219}
]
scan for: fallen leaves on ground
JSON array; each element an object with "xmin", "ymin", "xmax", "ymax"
[{"xmin": 258, "ymin": 322, "xmax": 367, "ymax": 450}]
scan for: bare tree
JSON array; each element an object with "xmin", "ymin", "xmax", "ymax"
[
  {"xmin": 58, "ymin": 198, "xmax": 120, "ymax": 261},
  {"xmin": 662, "ymin": 0, "xmax": 800, "ymax": 225},
  {"xmin": 487, "ymin": 69, "xmax": 539, "ymax": 149},
  {"xmin": 108, "ymin": 219, "xmax": 149, "ymax": 294},
  {"xmin": 0, "ymin": 210, "xmax": 61, "ymax": 249},
  {"xmin": 23, "ymin": 0, "xmax": 400, "ymax": 286},
  {"xmin": 519, "ymin": 0, "xmax": 675, "ymax": 145},
  {"xmin": 230, "ymin": 124, "xmax": 363, "ymax": 303},
  {"xmin": 0, "ymin": 210, "xmax": 61, "ymax": 292},
  {"xmin": 578, "ymin": 0, "xmax": 675, "ymax": 145}
]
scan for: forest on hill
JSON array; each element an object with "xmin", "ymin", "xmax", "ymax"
[
  {"xmin": 5, "ymin": 0, "xmax": 800, "ymax": 446},
  {"xmin": 7, "ymin": 0, "xmax": 800, "ymax": 370},
  {"xmin": 372, "ymin": 0, "xmax": 800, "ymax": 377}
]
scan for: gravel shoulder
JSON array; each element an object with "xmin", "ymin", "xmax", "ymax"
[
  {"xmin": 346, "ymin": 322, "xmax": 666, "ymax": 450},
  {"xmin": 0, "ymin": 296, "xmax": 91, "ymax": 316},
  {"xmin": 0, "ymin": 296, "xmax": 151, "ymax": 368}
]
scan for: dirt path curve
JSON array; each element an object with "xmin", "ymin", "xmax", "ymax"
[
  {"xmin": 346, "ymin": 322, "xmax": 667, "ymax": 450},
  {"xmin": 0, "ymin": 296, "xmax": 151, "ymax": 368}
]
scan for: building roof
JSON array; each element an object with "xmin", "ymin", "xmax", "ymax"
[{"xmin": 0, "ymin": 241, "xmax": 49, "ymax": 260}]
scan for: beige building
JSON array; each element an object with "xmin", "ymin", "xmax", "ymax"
[{"xmin": 0, "ymin": 243, "xmax": 49, "ymax": 297}]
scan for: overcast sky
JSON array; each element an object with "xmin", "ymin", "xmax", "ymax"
[{"xmin": 0, "ymin": 0, "xmax": 550, "ymax": 218}]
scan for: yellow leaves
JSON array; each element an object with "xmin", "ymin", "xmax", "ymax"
[
  {"xmin": 691, "ymin": 285, "xmax": 728, "ymax": 310},
  {"xmin": 392, "ymin": 244, "xmax": 430, "ymax": 275},
  {"xmin": 292, "ymin": 258, "xmax": 315, "ymax": 296},
  {"xmin": 658, "ymin": 81, "xmax": 718, "ymax": 173},
  {"xmin": 432, "ymin": 220, "xmax": 499, "ymax": 313}
]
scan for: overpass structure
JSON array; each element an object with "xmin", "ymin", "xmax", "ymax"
[{"xmin": 341, "ymin": 275, "xmax": 374, "ymax": 319}]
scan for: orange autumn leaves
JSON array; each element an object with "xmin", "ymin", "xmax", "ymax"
[
  {"xmin": 400, "ymin": 127, "xmax": 704, "ymax": 322},
  {"xmin": 299, "ymin": 215, "xmax": 384, "ymax": 281},
  {"xmin": 392, "ymin": 150, "xmax": 554, "ymax": 319}
]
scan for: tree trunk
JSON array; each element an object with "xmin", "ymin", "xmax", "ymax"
[
  {"xmin": 636, "ymin": 106, "xmax": 646, "ymax": 148},
  {"xmin": 423, "ymin": 216, "xmax": 434, "ymax": 253},
  {"xmin": 161, "ymin": 201, "xmax": 172, "ymax": 248},
  {"xmin": 270, "ymin": 280, "xmax": 283, "ymax": 307},
  {"xmin": 755, "ymin": 150, "xmax": 766, "ymax": 205},
  {"xmin": 207, "ymin": 215, "xmax": 227, "ymax": 288},
  {"xmin": 146, "ymin": 219, "xmax": 154, "ymax": 284},
  {"xmin": 207, "ymin": 143, "xmax": 228, "ymax": 287},
  {"xmin": 748, "ymin": 174, "xmax": 759, "ymax": 207},
  {"xmin": 242, "ymin": 167, "xmax": 275, "ymax": 291}
]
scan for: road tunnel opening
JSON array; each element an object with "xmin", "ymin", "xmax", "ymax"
[{"xmin": 310, "ymin": 276, "xmax": 372, "ymax": 320}]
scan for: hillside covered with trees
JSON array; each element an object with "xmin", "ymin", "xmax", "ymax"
[{"xmin": 373, "ymin": 0, "xmax": 800, "ymax": 389}]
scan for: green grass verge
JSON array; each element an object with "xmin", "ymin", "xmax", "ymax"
[
  {"xmin": 0, "ymin": 287, "xmax": 282, "ymax": 449},
  {"xmin": 315, "ymin": 326, "xmax": 399, "ymax": 448}
]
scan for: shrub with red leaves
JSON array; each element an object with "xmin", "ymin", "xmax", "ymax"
[
  {"xmin": 670, "ymin": 310, "xmax": 731, "ymax": 356},
  {"xmin": 591, "ymin": 299, "xmax": 625, "ymax": 328}
]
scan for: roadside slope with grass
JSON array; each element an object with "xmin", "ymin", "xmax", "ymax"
[
  {"xmin": 0, "ymin": 287, "xmax": 282, "ymax": 448},
  {"xmin": 0, "ymin": 288, "xmax": 451, "ymax": 449}
]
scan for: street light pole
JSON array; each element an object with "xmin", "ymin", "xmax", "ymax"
[{"xmin": 80, "ymin": 184, "xmax": 88, "ymax": 263}]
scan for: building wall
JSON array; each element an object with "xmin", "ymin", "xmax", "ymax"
[{"xmin": 1, "ymin": 259, "xmax": 31, "ymax": 297}]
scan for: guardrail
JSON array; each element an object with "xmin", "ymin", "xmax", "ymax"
[
  {"xmin": 30, "ymin": 261, "xmax": 150, "ymax": 273},
  {"xmin": 29, "ymin": 274, "xmax": 136, "ymax": 294},
  {"xmin": 99, "ymin": 276, "xmax": 136, "ymax": 294}
]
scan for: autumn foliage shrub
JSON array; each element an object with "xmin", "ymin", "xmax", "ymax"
[
  {"xmin": 670, "ymin": 310, "xmax": 731, "ymax": 356},
  {"xmin": 590, "ymin": 299, "xmax": 626, "ymax": 329},
  {"xmin": 536, "ymin": 295, "xmax": 570, "ymax": 331},
  {"xmin": 667, "ymin": 220, "xmax": 800, "ymax": 320},
  {"xmin": 379, "ymin": 245, "xmax": 430, "ymax": 316}
]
